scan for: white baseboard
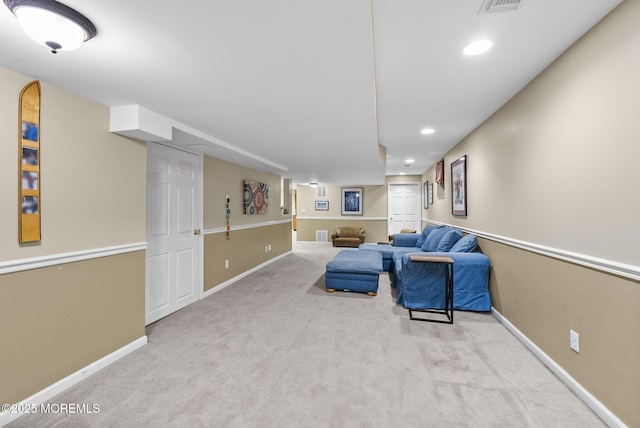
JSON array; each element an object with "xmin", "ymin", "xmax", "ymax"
[
  {"xmin": 0, "ymin": 336, "xmax": 147, "ymax": 427},
  {"xmin": 491, "ymin": 309, "xmax": 626, "ymax": 428},
  {"xmin": 202, "ymin": 251, "xmax": 293, "ymax": 299}
]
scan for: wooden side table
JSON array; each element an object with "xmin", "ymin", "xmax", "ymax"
[{"xmin": 407, "ymin": 254, "xmax": 454, "ymax": 324}]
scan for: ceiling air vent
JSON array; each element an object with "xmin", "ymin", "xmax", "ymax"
[{"xmin": 478, "ymin": 0, "xmax": 523, "ymax": 14}]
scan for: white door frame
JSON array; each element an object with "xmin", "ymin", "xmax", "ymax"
[
  {"xmin": 145, "ymin": 142, "xmax": 203, "ymax": 325},
  {"xmin": 387, "ymin": 181, "xmax": 422, "ymax": 238}
]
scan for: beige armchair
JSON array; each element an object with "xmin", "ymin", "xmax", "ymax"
[{"xmin": 331, "ymin": 227, "xmax": 365, "ymax": 247}]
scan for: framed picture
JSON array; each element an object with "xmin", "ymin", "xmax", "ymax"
[
  {"xmin": 315, "ymin": 200, "xmax": 329, "ymax": 211},
  {"xmin": 22, "ymin": 196, "xmax": 38, "ymax": 214},
  {"xmin": 243, "ymin": 180, "xmax": 269, "ymax": 215},
  {"xmin": 22, "ymin": 171, "xmax": 38, "ymax": 190},
  {"xmin": 341, "ymin": 187, "xmax": 363, "ymax": 215},
  {"xmin": 22, "ymin": 147, "xmax": 38, "ymax": 165},
  {"xmin": 451, "ymin": 155, "xmax": 467, "ymax": 216},
  {"xmin": 435, "ymin": 159, "xmax": 445, "ymax": 184},
  {"xmin": 22, "ymin": 121, "xmax": 39, "ymax": 142},
  {"xmin": 423, "ymin": 181, "xmax": 429, "ymax": 209},
  {"xmin": 428, "ymin": 183, "xmax": 434, "ymax": 205}
]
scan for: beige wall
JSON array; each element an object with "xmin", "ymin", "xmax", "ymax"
[
  {"xmin": 0, "ymin": 69, "xmax": 146, "ymax": 260},
  {"xmin": 0, "ymin": 252, "xmax": 145, "ymax": 405},
  {"xmin": 296, "ymin": 183, "xmax": 388, "ymax": 219},
  {"xmin": 203, "ymin": 156, "xmax": 287, "ymax": 229},
  {"xmin": 295, "ymin": 177, "xmax": 421, "ymax": 243},
  {"xmin": 296, "ymin": 218, "xmax": 388, "ymax": 243},
  {"xmin": 202, "ymin": 156, "xmax": 292, "ymax": 290},
  {"xmin": 422, "ymin": 2, "xmax": 639, "ymax": 266},
  {"xmin": 422, "ymin": 2, "xmax": 640, "ymax": 425},
  {"xmin": 480, "ymin": 238, "xmax": 640, "ymax": 426},
  {"xmin": 0, "ymin": 66, "xmax": 147, "ymax": 405},
  {"xmin": 204, "ymin": 222, "xmax": 292, "ymax": 290}
]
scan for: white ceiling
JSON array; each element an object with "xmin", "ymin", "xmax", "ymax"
[{"xmin": 0, "ymin": 0, "xmax": 622, "ymax": 185}]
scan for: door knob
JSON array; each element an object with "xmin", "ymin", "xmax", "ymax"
[{"xmin": 193, "ymin": 229, "xmax": 201, "ymax": 235}]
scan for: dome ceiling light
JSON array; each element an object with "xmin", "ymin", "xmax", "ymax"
[{"xmin": 3, "ymin": 0, "xmax": 97, "ymax": 54}]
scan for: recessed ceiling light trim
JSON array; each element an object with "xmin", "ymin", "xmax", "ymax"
[
  {"xmin": 4, "ymin": 0, "xmax": 97, "ymax": 53},
  {"xmin": 420, "ymin": 128, "xmax": 435, "ymax": 135}
]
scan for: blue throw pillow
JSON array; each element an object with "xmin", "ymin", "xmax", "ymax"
[
  {"xmin": 421, "ymin": 226, "xmax": 450, "ymax": 252},
  {"xmin": 450, "ymin": 234, "xmax": 478, "ymax": 253},
  {"xmin": 415, "ymin": 225, "xmax": 439, "ymax": 248},
  {"xmin": 437, "ymin": 229, "xmax": 463, "ymax": 252}
]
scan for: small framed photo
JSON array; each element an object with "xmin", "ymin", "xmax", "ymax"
[
  {"xmin": 451, "ymin": 155, "xmax": 467, "ymax": 216},
  {"xmin": 22, "ymin": 196, "xmax": 38, "ymax": 214},
  {"xmin": 22, "ymin": 121, "xmax": 38, "ymax": 142},
  {"xmin": 341, "ymin": 187, "xmax": 363, "ymax": 215},
  {"xmin": 315, "ymin": 200, "xmax": 329, "ymax": 211},
  {"xmin": 423, "ymin": 181, "xmax": 429, "ymax": 209},
  {"xmin": 22, "ymin": 147, "xmax": 38, "ymax": 165},
  {"xmin": 22, "ymin": 171, "xmax": 38, "ymax": 190},
  {"xmin": 428, "ymin": 183, "xmax": 434, "ymax": 205}
]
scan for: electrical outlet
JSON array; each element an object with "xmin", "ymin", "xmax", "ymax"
[
  {"xmin": 570, "ymin": 330, "xmax": 580, "ymax": 353},
  {"xmin": 268, "ymin": 244, "xmax": 271, "ymax": 251},
  {"xmin": 224, "ymin": 260, "xmax": 229, "ymax": 269}
]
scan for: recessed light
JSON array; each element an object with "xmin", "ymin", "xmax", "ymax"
[
  {"xmin": 463, "ymin": 40, "xmax": 492, "ymax": 56},
  {"xmin": 420, "ymin": 128, "xmax": 435, "ymax": 135},
  {"xmin": 405, "ymin": 158, "xmax": 415, "ymax": 164}
]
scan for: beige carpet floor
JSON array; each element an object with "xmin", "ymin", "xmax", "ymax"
[{"xmin": 8, "ymin": 242, "xmax": 604, "ymax": 428}]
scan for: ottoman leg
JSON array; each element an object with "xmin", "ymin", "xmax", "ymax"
[
  {"xmin": 326, "ymin": 288, "xmax": 336, "ymax": 293},
  {"xmin": 366, "ymin": 292, "xmax": 377, "ymax": 296}
]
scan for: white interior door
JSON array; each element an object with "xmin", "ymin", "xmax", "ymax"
[
  {"xmin": 146, "ymin": 142, "xmax": 201, "ymax": 325},
  {"xmin": 388, "ymin": 183, "xmax": 421, "ymax": 237}
]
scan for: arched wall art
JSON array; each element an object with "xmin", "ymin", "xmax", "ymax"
[{"xmin": 18, "ymin": 81, "xmax": 41, "ymax": 242}]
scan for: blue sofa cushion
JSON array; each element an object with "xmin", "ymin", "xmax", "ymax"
[
  {"xmin": 392, "ymin": 233, "xmax": 420, "ymax": 247},
  {"xmin": 436, "ymin": 229, "xmax": 463, "ymax": 252},
  {"xmin": 358, "ymin": 243, "xmax": 395, "ymax": 271},
  {"xmin": 415, "ymin": 225, "xmax": 439, "ymax": 248},
  {"xmin": 450, "ymin": 234, "xmax": 478, "ymax": 253},
  {"xmin": 326, "ymin": 250, "xmax": 383, "ymax": 275},
  {"xmin": 421, "ymin": 226, "xmax": 450, "ymax": 252},
  {"xmin": 394, "ymin": 252, "xmax": 491, "ymax": 311}
]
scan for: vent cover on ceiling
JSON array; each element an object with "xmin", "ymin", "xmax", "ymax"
[{"xmin": 478, "ymin": 0, "xmax": 523, "ymax": 14}]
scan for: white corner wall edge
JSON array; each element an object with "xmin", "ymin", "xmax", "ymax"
[
  {"xmin": 0, "ymin": 336, "xmax": 147, "ymax": 427},
  {"xmin": 109, "ymin": 105, "xmax": 172, "ymax": 142},
  {"xmin": 491, "ymin": 309, "xmax": 627, "ymax": 428},
  {"xmin": 202, "ymin": 251, "xmax": 292, "ymax": 299}
]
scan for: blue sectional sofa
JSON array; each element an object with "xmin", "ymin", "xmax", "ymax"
[{"xmin": 359, "ymin": 225, "xmax": 491, "ymax": 312}]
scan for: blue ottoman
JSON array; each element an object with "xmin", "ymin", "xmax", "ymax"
[
  {"xmin": 325, "ymin": 250, "xmax": 383, "ymax": 296},
  {"xmin": 358, "ymin": 243, "xmax": 394, "ymax": 272}
]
